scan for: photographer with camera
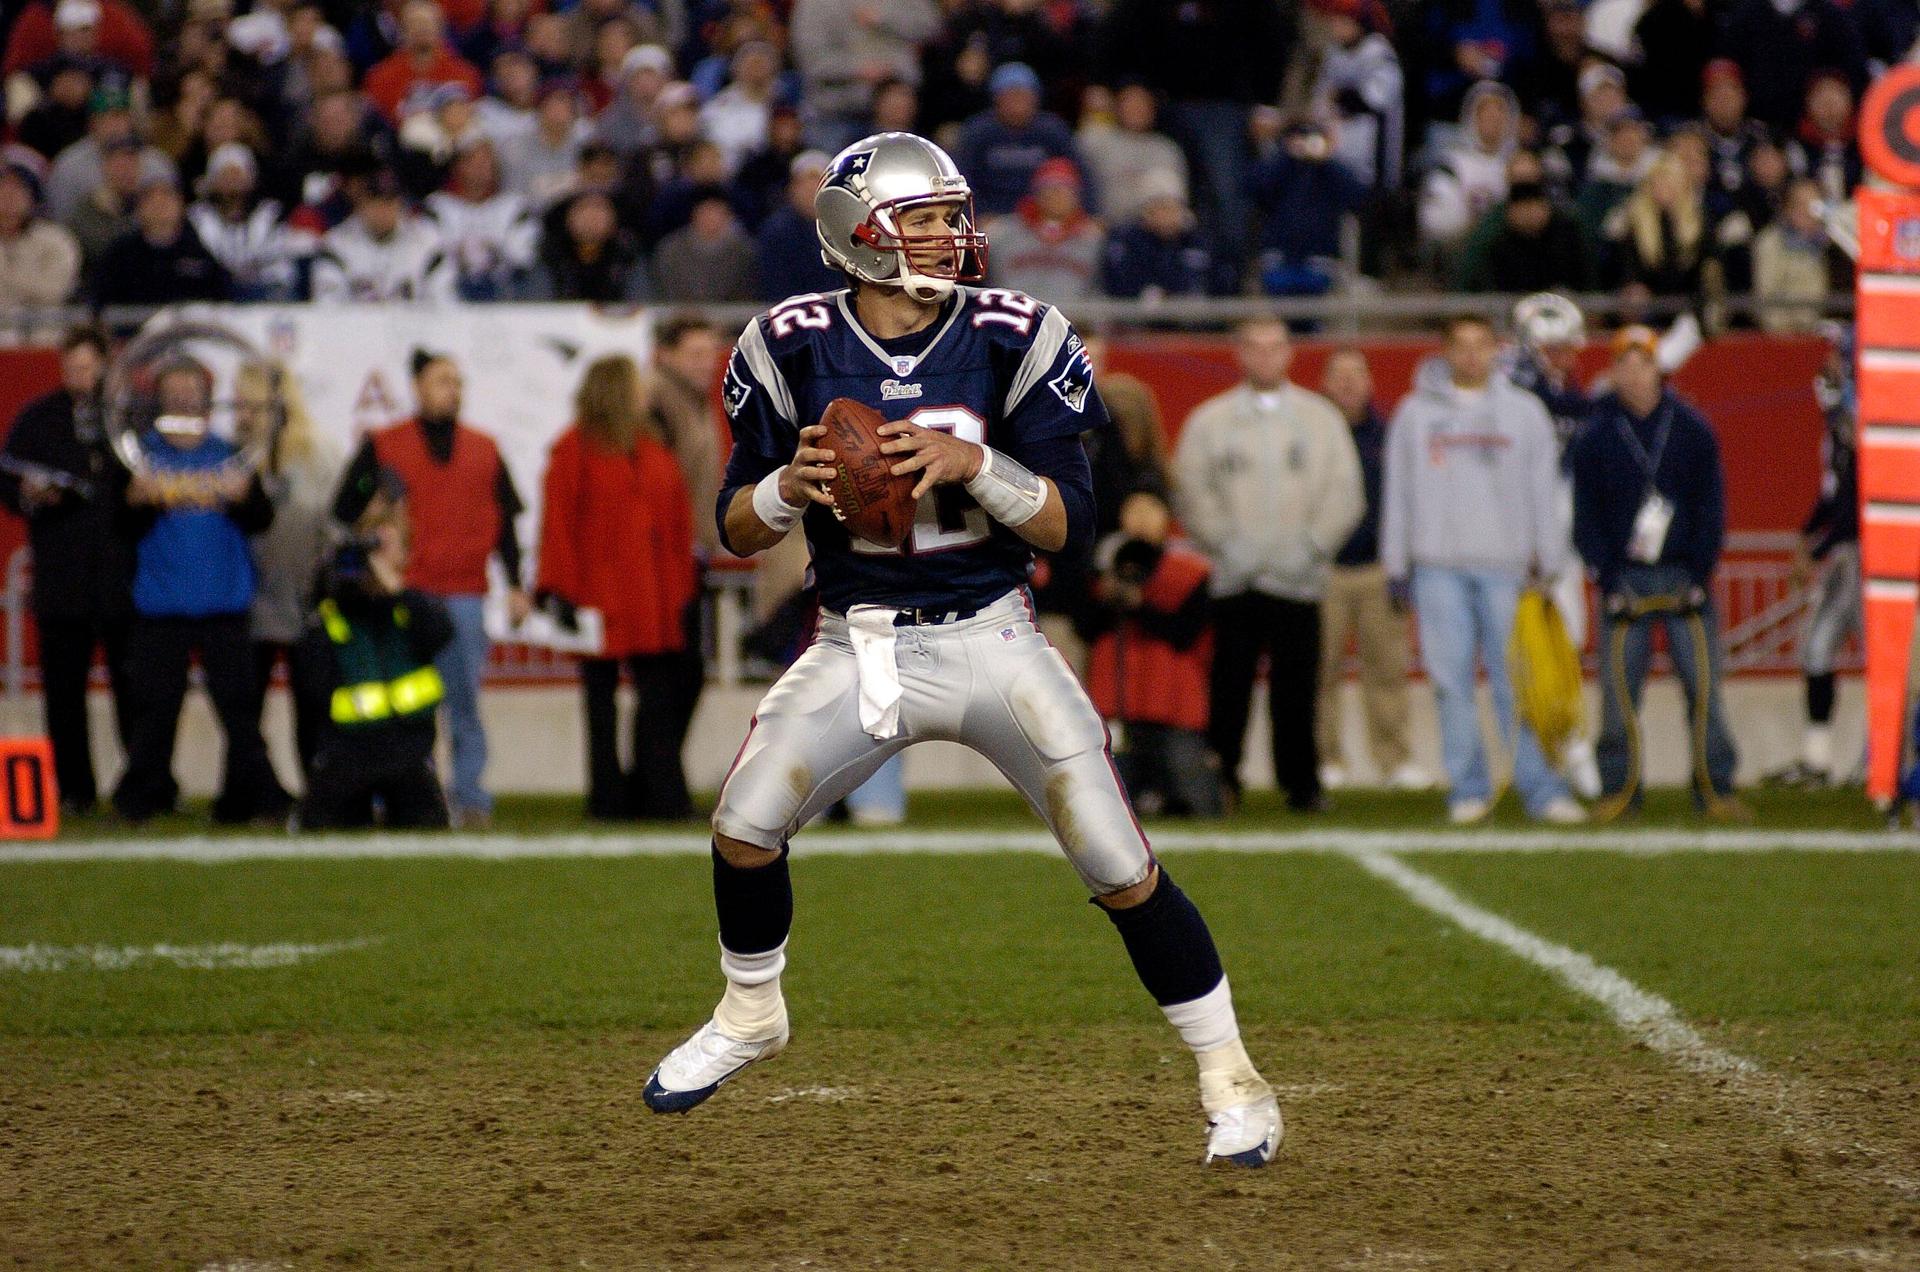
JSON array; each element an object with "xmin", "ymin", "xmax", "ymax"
[
  {"xmin": 294, "ymin": 470, "xmax": 454, "ymax": 830},
  {"xmin": 1077, "ymin": 498, "xmax": 1222, "ymax": 818}
]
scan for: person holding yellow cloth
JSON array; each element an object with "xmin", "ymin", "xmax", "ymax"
[{"xmin": 294, "ymin": 470, "xmax": 455, "ymax": 830}]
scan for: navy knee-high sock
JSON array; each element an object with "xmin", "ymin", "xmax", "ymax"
[
  {"xmin": 1101, "ymin": 868, "xmax": 1225, "ymax": 1006},
  {"xmin": 713, "ymin": 842, "xmax": 792, "ymax": 955}
]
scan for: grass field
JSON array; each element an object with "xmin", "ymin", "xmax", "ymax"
[{"xmin": 4, "ymin": 789, "xmax": 1918, "ymax": 1269}]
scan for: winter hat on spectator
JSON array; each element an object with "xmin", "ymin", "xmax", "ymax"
[
  {"xmin": 656, "ymin": 80, "xmax": 699, "ymax": 112},
  {"xmin": 53, "ymin": 0, "xmax": 101, "ymax": 30},
  {"xmin": 988, "ymin": 62, "xmax": 1041, "ymax": 98},
  {"xmin": 205, "ymin": 142, "xmax": 256, "ymax": 183},
  {"xmin": 1701, "ymin": 58, "xmax": 1742, "ymax": 91},
  {"xmin": 1030, "ymin": 157, "xmax": 1081, "ymax": 191},
  {"xmin": 1610, "ymin": 324, "xmax": 1660, "ymax": 360},
  {"xmin": 621, "ymin": 44, "xmax": 673, "ymax": 79},
  {"xmin": 1579, "ymin": 62, "xmax": 1626, "ymax": 101},
  {"xmin": 309, "ymin": 24, "xmax": 346, "ymax": 55},
  {"xmin": 227, "ymin": 9, "xmax": 291, "ymax": 63}
]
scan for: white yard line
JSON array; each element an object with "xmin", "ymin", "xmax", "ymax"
[
  {"xmin": 0, "ymin": 937, "xmax": 380, "ymax": 972},
  {"xmin": 3, "ymin": 827, "xmax": 1920, "ymax": 864},
  {"xmin": 1349, "ymin": 849, "xmax": 1918, "ymax": 1197}
]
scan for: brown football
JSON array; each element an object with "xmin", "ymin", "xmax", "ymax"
[{"xmin": 819, "ymin": 396, "xmax": 916, "ymax": 549}]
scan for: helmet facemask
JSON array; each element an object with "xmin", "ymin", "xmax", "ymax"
[{"xmin": 851, "ymin": 195, "xmax": 988, "ymax": 303}]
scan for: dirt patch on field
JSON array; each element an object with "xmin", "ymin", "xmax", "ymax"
[{"xmin": 2, "ymin": 1023, "xmax": 1917, "ymax": 1270}]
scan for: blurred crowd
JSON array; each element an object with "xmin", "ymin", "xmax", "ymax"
[{"xmin": 0, "ymin": 0, "xmax": 1895, "ymax": 319}]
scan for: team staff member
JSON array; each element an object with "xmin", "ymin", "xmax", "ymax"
[
  {"xmin": 1570, "ymin": 327, "xmax": 1743, "ymax": 819},
  {"xmin": 296, "ymin": 472, "xmax": 454, "ymax": 830},
  {"xmin": 334, "ymin": 349, "xmax": 531, "ymax": 828},
  {"xmin": 538, "ymin": 354, "xmax": 700, "ymax": 820},
  {"xmin": 1174, "ymin": 315, "xmax": 1363, "ymax": 812},
  {"xmin": 0, "ymin": 325, "xmax": 135, "ymax": 813}
]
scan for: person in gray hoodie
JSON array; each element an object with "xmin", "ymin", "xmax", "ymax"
[
  {"xmin": 1380, "ymin": 314, "xmax": 1584, "ymax": 824},
  {"xmin": 1175, "ymin": 315, "xmax": 1363, "ymax": 811}
]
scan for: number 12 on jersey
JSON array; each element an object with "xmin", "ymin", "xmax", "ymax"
[{"xmin": 850, "ymin": 405, "xmax": 991, "ymax": 556}]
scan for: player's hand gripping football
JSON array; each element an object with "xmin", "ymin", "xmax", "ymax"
[
  {"xmin": 876, "ymin": 420, "xmax": 983, "ymax": 500},
  {"xmin": 781, "ymin": 423, "xmax": 839, "ymax": 509}
]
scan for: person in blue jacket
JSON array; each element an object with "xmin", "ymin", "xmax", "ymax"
[{"xmin": 112, "ymin": 358, "xmax": 290, "ymax": 824}]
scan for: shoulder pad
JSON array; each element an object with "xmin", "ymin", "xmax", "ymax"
[{"xmin": 755, "ymin": 290, "xmax": 847, "ymax": 354}]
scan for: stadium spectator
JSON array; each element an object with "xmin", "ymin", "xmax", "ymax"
[
  {"xmin": 187, "ymin": 143, "xmax": 301, "ymax": 300},
  {"xmin": 1175, "ymin": 316, "xmax": 1362, "ymax": 813},
  {"xmin": 496, "ymin": 82, "xmax": 585, "ymax": 208},
  {"xmin": 0, "ymin": 152, "xmax": 81, "ymax": 308},
  {"xmin": 1304, "ymin": 0, "xmax": 1404, "ymax": 191},
  {"xmin": 310, "ymin": 166, "xmax": 456, "ymax": 302},
  {"xmin": 1715, "ymin": 0, "xmax": 1867, "ymax": 134},
  {"xmin": 1417, "ymin": 80, "xmax": 1519, "ymax": 253},
  {"xmin": 2, "ymin": 0, "xmax": 154, "ymax": 83},
  {"xmin": 473, "ymin": 49, "xmax": 540, "ymax": 148},
  {"xmin": 1574, "ymin": 108, "xmax": 1656, "ymax": 249},
  {"xmin": 866, "ymin": 75, "xmax": 920, "ymax": 136},
  {"xmin": 1699, "ymin": 60, "xmax": 1768, "ymax": 207},
  {"xmin": 333, "ymin": 349, "xmax": 531, "ymax": 827},
  {"xmin": 1785, "ymin": 71, "xmax": 1863, "ymax": 206},
  {"xmin": 14, "ymin": 56, "xmax": 97, "ymax": 162},
  {"xmin": 528, "ymin": 188, "xmax": 647, "ymax": 301},
  {"xmin": 60, "ymin": 131, "xmax": 140, "ymax": 274},
  {"xmin": 649, "ymin": 311, "xmax": 725, "ymax": 560},
  {"xmin": 1570, "ymin": 326, "xmax": 1741, "ymax": 818},
  {"xmin": 1414, "ymin": 0, "xmax": 1537, "ymax": 125},
  {"xmin": 919, "ymin": 29, "xmax": 994, "ymax": 137},
  {"xmin": 537, "ymin": 354, "xmax": 699, "ymax": 819},
  {"xmin": 1101, "ymin": 171, "xmax": 1232, "ymax": 299},
  {"xmin": 1248, "ymin": 119, "xmax": 1367, "ymax": 297},
  {"xmin": 295, "ymin": 474, "xmax": 454, "ymax": 830},
  {"xmin": 1314, "ymin": 347, "xmax": 1423, "ymax": 792},
  {"xmin": 0, "ymin": 327, "xmax": 133, "ymax": 814},
  {"xmin": 1628, "ymin": 0, "xmax": 1716, "ymax": 127},
  {"xmin": 236, "ymin": 364, "xmax": 341, "ymax": 784},
  {"xmin": 1457, "ymin": 178, "xmax": 1593, "ymax": 293},
  {"xmin": 1074, "ymin": 82, "xmax": 1188, "ymax": 228},
  {"xmin": 361, "ymin": 0, "xmax": 484, "ymax": 125},
  {"xmin": 395, "ymin": 83, "xmax": 488, "ymax": 195},
  {"xmin": 112, "ymin": 360, "xmax": 289, "ymax": 825},
  {"xmin": 275, "ymin": 90, "xmax": 389, "ymax": 214},
  {"xmin": 1611, "ymin": 150, "xmax": 1711, "ymax": 298},
  {"xmin": 1542, "ymin": 61, "xmax": 1630, "ymax": 194},
  {"xmin": 1753, "ymin": 178, "xmax": 1846, "ymax": 333},
  {"xmin": 1081, "ymin": 500, "xmax": 1223, "ymax": 817},
  {"xmin": 423, "ymin": 137, "xmax": 536, "ymax": 299},
  {"xmin": 460, "ymin": 0, "xmax": 536, "ymax": 80},
  {"xmin": 787, "ymin": 0, "xmax": 939, "ymax": 150},
  {"xmin": 649, "ymin": 138, "xmax": 739, "ymax": 239},
  {"xmin": 1096, "ymin": 0, "xmax": 1289, "ymax": 269},
  {"xmin": 734, "ymin": 104, "xmax": 809, "ymax": 226},
  {"xmin": 1510, "ymin": 0, "xmax": 1589, "ymax": 135},
  {"xmin": 754, "ymin": 149, "xmax": 842, "ymax": 301},
  {"xmin": 44, "ymin": 86, "xmax": 173, "ymax": 221},
  {"xmin": 1381, "ymin": 315, "xmax": 1583, "ymax": 825},
  {"xmin": 92, "ymin": 174, "xmax": 232, "ymax": 304},
  {"xmin": 651, "ymin": 191, "xmax": 757, "ymax": 302},
  {"xmin": 983, "ymin": 157, "xmax": 1104, "ymax": 305},
  {"xmin": 1854, "ymin": 0, "xmax": 1920, "ymax": 72},
  {"xmin": 939, "ymin": 0, "xmax": 1083, "ymax": 112},
  {"xmin": 172, "ymin": 96, "xmax": 266, "ymax": 199},
  {"xmin": 951, "ymin": 62, "xmax": 1078, "ymax": 218},
  {"xmin": 700, "ymin": 40, "xmax": 783, "ymax": 174},
  {"xmin": 594, "ymin": 43, "xmax": 673, "ymax": 157}
]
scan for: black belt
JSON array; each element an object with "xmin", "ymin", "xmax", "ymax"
[{"xmin": 892, "ymin": 606, "xmax": 980, "ymax": 627}]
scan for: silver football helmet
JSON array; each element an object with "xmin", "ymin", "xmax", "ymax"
[
  {"xmin": 815, "ymin": 131, "xmax": 988, "ymax": 304},
  {"xmin": 1512, "ymin": 292, "xmax": 1587, "ymax": 350}
]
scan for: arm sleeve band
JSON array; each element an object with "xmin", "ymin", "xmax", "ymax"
[{"xmin": 964, "ymin": 445, "xmax": 1048, "ymax": 528}]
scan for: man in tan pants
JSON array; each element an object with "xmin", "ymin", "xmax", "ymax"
[{"xmin": 1315, "ymin": 349, "xmax": 1429, "ymax": 790}]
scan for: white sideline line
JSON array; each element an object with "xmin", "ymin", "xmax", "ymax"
[
  {"xmin": 1349, "ymin": 849, "xmax": 1918, "ymax": 1196},
  {"xmin": 4, "ymin": 827, "xmax": 1920, "ymax": 864},
  {"xmin": 0, "ymin": 938, "xmax": 380, "ymax": 972}
]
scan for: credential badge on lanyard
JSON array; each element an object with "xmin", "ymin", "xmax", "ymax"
[{"xmin": 1617, "ymin": 402, "xmax": 1675, "ymax": 564}]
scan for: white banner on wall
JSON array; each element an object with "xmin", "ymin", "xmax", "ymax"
[{"xmin": 179, "ymin": 303, "xmax": 658, "ymax": 567}]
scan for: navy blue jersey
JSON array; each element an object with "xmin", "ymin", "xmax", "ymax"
[
  {"xmin": 717, "ymin": 285, "xmax": 1102, "ymax": 612},
  {"xmin": 1505, "ymin": 348, "xmax": 1591, "ymax": 455}
]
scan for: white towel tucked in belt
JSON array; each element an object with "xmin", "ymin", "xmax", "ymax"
[{"xmin": 846, "ymin": 606, "xmax": 904, "ymax": 739}]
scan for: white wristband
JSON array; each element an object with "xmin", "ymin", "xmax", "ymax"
[
  {"xmin": 751, "ymin": 468, "xmax": 806, "ymax": 534},
  {"xmin": 963, "ymin": 446, "xmax": 1048, "ymax": 528}
]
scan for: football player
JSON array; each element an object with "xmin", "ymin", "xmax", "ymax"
[{"xmin": 642, "ymin": 132, "xmax": 1281, "ymax": 1166}]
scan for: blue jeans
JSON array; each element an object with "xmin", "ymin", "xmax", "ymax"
[
  {"xmin": 435, "ymin": 594, "xmax": 491, "ymax": 814},
  {"xmin": 1596, "ymin": 563, "xmax": 1738, "ymax": 805},
  {"xmin": 1413, "ymin": 565, "xmax": 1570, "ymax": 812},
  {"xmin": 844, "ymin": 751, "xmax": 905, "ymax": 820}
]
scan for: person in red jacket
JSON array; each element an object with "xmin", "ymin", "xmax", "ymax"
[
  {"xmin": 1077, "ymin": 500, "xmax": 1224, "ymax": 817},
  {"xmin": 538, "ymin": 353, "xmax": 699, "ymax": 820},
  {"xmin": 361, "ymin": 0, "xmax": 485, "ymax": 125}
]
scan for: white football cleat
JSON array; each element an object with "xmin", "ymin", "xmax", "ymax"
[
  {"xmin": 1448, "ymin": 798, "xmax": 1491, "ymax": 825},
  {"xmin": 642, "ymin": 1018, "xmax": 788, "ymax": 1113},
  {"xmin": 1205, "ymin": 1095, "xmax": 1283, "ymax": 1167}
]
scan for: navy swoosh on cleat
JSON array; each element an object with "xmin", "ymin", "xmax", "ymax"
[
  {"xmin": 1214, "ymin": 1144, "xmax": 1273, "ymax": 1167},
  {"xmin": 642, "ymin": 1071, "xmax": 723, "ymax": 1114}
]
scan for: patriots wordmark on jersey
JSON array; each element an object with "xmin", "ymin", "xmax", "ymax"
[{"xmin": 717, "ymin": 285, "xmax": 1102, "ymax": 612}]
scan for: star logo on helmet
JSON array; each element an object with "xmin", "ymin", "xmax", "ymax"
[{"xmin": 824, "ymin": 149, "xmax": 875, "ymax": 193}]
